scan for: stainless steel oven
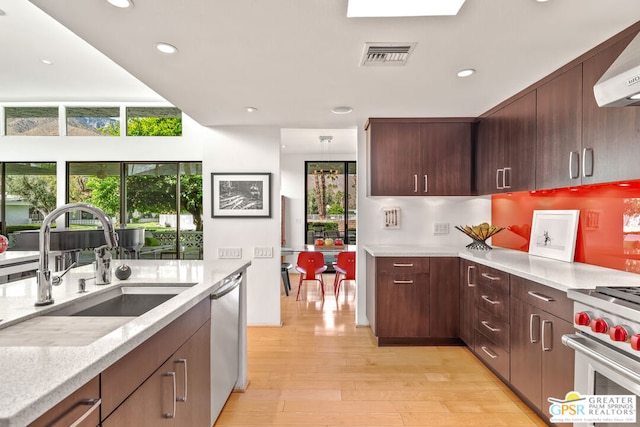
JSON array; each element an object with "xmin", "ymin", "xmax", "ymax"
[{"xmin": 564, "ymin": 288, "xmax": 640, "ymax": 427}]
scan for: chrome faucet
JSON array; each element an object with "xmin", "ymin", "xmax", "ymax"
[{"xmin": 35, "ymin": 203, "xmax": 119, "ymax": 306}]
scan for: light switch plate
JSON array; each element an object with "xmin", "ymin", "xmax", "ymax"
[
  {"xmin": 218, "ymin": 248, "xmax": 242, "ymax": 259},
  {"xmin": 254, "ymin": 247, "xmax": 273, "ymax": 258}
]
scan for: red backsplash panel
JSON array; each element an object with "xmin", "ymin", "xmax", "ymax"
[{"xmin": 492, "ymin": 180, "xmax": 640, "ymax": 274}]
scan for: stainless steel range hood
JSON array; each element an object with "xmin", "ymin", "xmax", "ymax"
[{"xmin": 593, "ymin": 32, "xmax": 640, "ymax": 107}]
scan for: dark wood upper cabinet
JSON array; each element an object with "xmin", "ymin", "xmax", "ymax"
[
  {"xmin": 476, "ymin": 92, "xmax": 536, "ymax": 195},
  {"xmin": 367, "ymin": 119, "xmax": 474, "ymax": 196},
  {"xmin": 582, "ymin": 34, "xmax": 640, "ymax": 185},
  {"xmin": 535, "ymin": 64, "xmax": 583, "ymax": 190}
]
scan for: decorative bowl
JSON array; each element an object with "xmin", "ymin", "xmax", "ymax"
[{"xmin": 455, "ymin": 223, "xmax": 504, "ymax": 251}]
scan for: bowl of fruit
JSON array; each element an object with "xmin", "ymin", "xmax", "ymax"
[{"xmin": 455, "ymin": 223, "xmax": 504, "ymax": 251}]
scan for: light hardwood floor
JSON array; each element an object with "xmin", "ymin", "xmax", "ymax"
[{"xmin": 215, "ymin": 273, "xmax": 548, "ymax": 426}]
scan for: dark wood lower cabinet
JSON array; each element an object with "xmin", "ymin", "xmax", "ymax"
[
  {"xmin": 28, "ymin": 377, "xmax": 100, "ymax": 427},
  {"xmin": 510, "ymin": 298, "xmax": 574, "ymax": 425},
  {"xmin": 367, "ymin": 255, "xmax": 461, "ymax": 345},
  {"xmin": 103, "ymin": 321, "xmax": 211, "ymax": 427},
  {"xmin": 459, "ymin": 260, "xmax": 476, "ymax": 347}
]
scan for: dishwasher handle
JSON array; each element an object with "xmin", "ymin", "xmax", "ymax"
[{"xmin": 211, "ymin": 273, "xmax": 242, "ymax": 300}]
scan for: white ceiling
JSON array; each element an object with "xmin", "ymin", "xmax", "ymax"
[{"xmin": 4, "ymin": 1, "xmax": 640, "ymax": 154}]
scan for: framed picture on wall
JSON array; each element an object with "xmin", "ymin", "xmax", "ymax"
[
  {"xmin": 528, "ymin": 209, "xmax": 580, "ymax": 262},
  {"xmin": 211, "ymin": 172, "xmax": 271, "ymax": 218}
]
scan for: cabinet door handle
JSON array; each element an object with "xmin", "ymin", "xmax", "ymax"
[
  {"xmin": 175, "ymin": 358, "xmax": 188, "ymax": 402},
  {"xmin": 527, "ymin": 290, "xmax": 554, "ymax": 302},
  {"xmin": 481, "ymin": 346, "xmax": 498, "ymax": 359},
  {"xmin": 542, "ymin": 320, "xmax": 553, "ymax": 351},
  {"xmin": 583, "ymin": 147, "xmax": 594, "ymax": 177},
  {"xmin": 569, "ymin": 151, "xmax": 580, "ymax": 179},
  {"xmin": 69, "ymin": 398, "xmax": 101, "ymax": 427},
  {"xmin": 529, "ymin": 313, "xmax": 540, "ymax": 343},
  {"xmin": 414, "ymin": 174, "xmax": 418, "ymax": 193},
  {"xmin": 163, "ymin": 372, "xmax": 177, "ymax": 419},
  {"xmin": 393, "ymin": 263, "xmax": 414, "ymax": 267},
  {"xmin": 481, "ymin": 273, "xmax": 500, "ymax": 281},
  {"xmin": 503, "ymin": 167, "xmax": 511, "ymax": 189},
  {"xmin": 393, "ymin": 280, "xmax": 414, "ymax": 284},
  {"xmin": 496, "ymin": 169, "xmax": 504, "ymax": 190},
  {"xmin": 424, "ymin": 174, "xmax": 428, "ymax": 193},
  {"xmin": 481, "ymin": 295, "xmax": 500, "ymax": 305},
  {"xmin": 467, "ymin": 265, "xmax": 476, "ymax": 287},
  {"xmin": 481, "ymin": 320, "xmax": 500, "ymax": 332}
]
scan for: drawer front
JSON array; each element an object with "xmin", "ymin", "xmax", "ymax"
[
  {"xmin": 377, "ymin": 257, "xmax": 430, "ymax": 274},
  {"xmin": 510, "ymin": 276, "xmax": 573, "ymax": 322},
  {"xmin": 475, "ymin": 330, "xmax": 509, "ymax": 381},
  {"xmin": 476, "ymin": 282, "xmax": 510, "ymax": 320},
  {"xmin": 477, "ymin": 265, "xmax": 509, "ymax": 294},
  {"xmin": 475, "ymin": 309, "xmax": 509, "ymax": 351}
]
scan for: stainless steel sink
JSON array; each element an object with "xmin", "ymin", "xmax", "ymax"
[
  {"xmin": 0, "ymin": 283, "xmax": 197, "ymax": 347},
  {"xmin": 44, "ymin": 284, "xmax": 195, "ymax": 317}
]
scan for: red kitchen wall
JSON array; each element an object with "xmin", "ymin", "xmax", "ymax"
[{"xmin": 491, "ymin": 180, "xmax": 640, "ymax": 274}]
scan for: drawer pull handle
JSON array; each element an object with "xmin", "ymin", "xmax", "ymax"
[
  {"xmin": 481, "ymin": 320, "xmax": 500, "ymax": 332},
  {"xmin": 481, "ymin": 346, "xmax": 498, "ymax": 359},
  {"xmin": 527, "ymin": 291, "xmax": 554, "ymax": 302},
  {"xmin": 481, "ymin": 273, "xmax": 500, "ymax": 281},
  {"xmin": 393, "ymin": 263, "xmax": 414, "ymax": 267},
  {"xmin": 481, "ymin": 295, "xmax": 500, "ymax": 305},
  {"xmin": 69, "ymin": 398, "xmax": 101, "ymax": 427},
  {"xmin": 467, "ymin": 265, "xmax": 476, "ymax": 287},
  {"xmin": 175, "ymin": 358, "xmax": 188, "ymax": 402},
  {"xmin": 529, "ymin": 314, "xmax": 540, "ymax": 343},
  {"xmin": 393, "ymin": 280, "xmax": 414, "ymax": 284},
  {"xmin": 163, "ymin": 371, "xmax": 177, "ymax": 419},
  {"xmin": 414, "ymin": 174, "xmax": 418, "ymax": 193}
]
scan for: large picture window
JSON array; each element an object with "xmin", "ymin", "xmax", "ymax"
[
  {"xmin": 304, "ymin": 161, "xmax": 357, "ymax": 245},
  {"xmin": 67, "ymin": 161, "xmax": 202, "ymax": 262}
]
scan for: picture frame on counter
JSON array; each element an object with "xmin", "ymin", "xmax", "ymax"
[
  {"xmin": 528, "ymin": 209, "xmax": 580, "ymax": 262},
  {"xmin": 211, "ymin": 172, "xmax": 271, "ymax": 218}
]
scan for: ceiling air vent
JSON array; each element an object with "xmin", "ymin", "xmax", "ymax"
[{"xmin": 361, "ymin": 42, "xmax": 416, "ymax": 66}]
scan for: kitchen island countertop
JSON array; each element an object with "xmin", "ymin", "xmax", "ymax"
[
  {"xmin": 363, "ymin": 245, "xmax": 640, "ymax": 292},
  {"xmin": 0, "ymin": 258, "xmax": 250, "ymax": 427}
]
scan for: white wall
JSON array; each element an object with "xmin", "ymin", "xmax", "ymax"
[
  {"xmin": 354, "ymin": 127, "xmax": 491, "ymax": 325},
  {"xmin": 202, "ymin": 126, "xmax": 282, "ymax": 326}
]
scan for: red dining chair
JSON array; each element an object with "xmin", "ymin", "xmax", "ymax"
[
  {"xmin": 333, "ymin": 251, "xmax": 355, "ymax": 299},
  {"xmin": 295, "ymin": 251, "xmax": 327, "ymax": 300}
]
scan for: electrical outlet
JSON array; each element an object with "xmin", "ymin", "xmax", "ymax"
[
  {"xmin": 254, "ymin": 247, "xmax": 273, "ymax": 258},
  {"xmin": 218, "ymin": 248, "xmax": 242, "ymax": 259},
  {"xmin": 433, "ymin": 223, "xmax": 450, "ymax": 235}
]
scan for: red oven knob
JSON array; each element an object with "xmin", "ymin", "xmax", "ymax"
[
  {"xmin": 610, "ymin": 326, "xmax": 630, "ymax": 342},
  {"xmin": 631, "ymin": 335, "xmax": 640, "ymax": 351},
  {"xmin": 591, "ymin": 318, "xmax": 609, "ymax": 334},
  {"xmin": 574, "ymin": 311, "xmax": 591, "ymax": 326}
]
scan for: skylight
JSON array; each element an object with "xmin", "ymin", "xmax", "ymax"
[{"xmin": 347, "ymin": 0, "xmax": 466, "ymax": 17}]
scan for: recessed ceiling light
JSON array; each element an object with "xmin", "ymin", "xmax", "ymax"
[
  {"xmin": 244, "ymin": 107, "xmax": 258, "ymax": 113},
  {"xmin": 629, "ymin": 93, "xmax": 640, "ymax": 100},
  {"xmin": 535, "ymin": 0, "xmax": 550, "ymax": 2},
  {"xmin": 106, "ymin": 0, "xmax": 133, "ymax": 8},
  {"xmin": 347, "ymin": 0, "xmax": 466, "ymax": 17},
  {"xmin": 332, "ymin": 106, "xmax": 353, "ymax": 115},
  {"xmin": 40, "ymin": 59, "xmax": 53, "ymax": 65},
  {"xmin": 156, "ymin": 42, "xmax": 178, "ymax": 54},
  {"xmin": 457, "ymin": 68, "xmax": 475, "ymax": 77}
]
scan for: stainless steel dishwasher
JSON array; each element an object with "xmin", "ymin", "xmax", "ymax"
[{"xmin": 210, "ymin": 272, "xmax": 243, "ymax": 425}]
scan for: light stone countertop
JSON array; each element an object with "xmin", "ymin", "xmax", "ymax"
[
  {"xmin": 362, "ymin": 245, "xmax": 640, "ymax": 292},
  {"xmin": 0, "ymin": 251, "xmax": 39, "ymax": 266},
  {"xmin": 0, "ymin": 258, "xmax": 251, "ymax": 427}
]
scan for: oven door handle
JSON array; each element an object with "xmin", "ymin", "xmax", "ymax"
[{"xmin": 562, "ymin": 334, "xmax": 640, "ymax": 384}]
